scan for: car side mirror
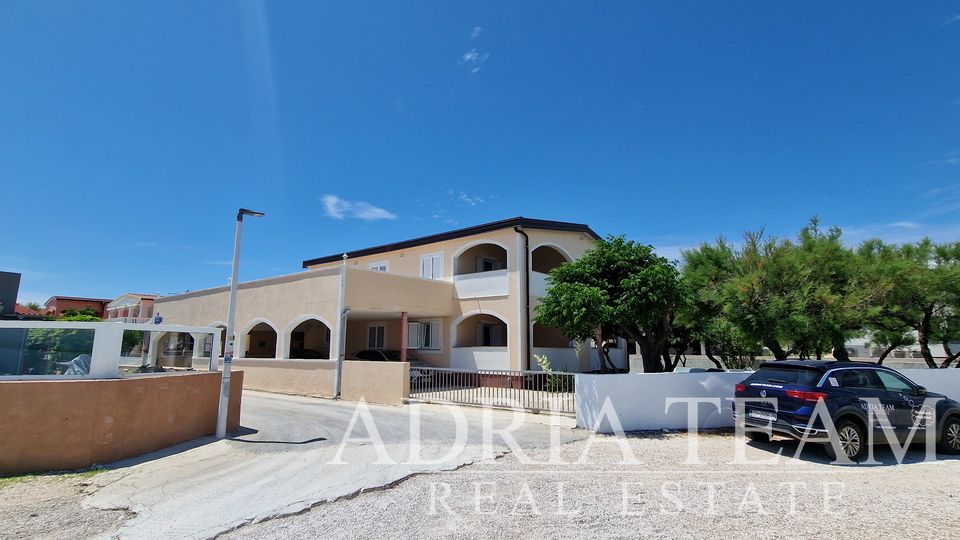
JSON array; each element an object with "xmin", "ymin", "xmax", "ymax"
[{"xmin": 915, "ymin": 386, "xmax": 927, "ymax": 396}]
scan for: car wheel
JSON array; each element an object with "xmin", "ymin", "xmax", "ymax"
[
  {"xmin": 746, "ymin": 431, "xmax": 771, "ymax": 443},
  {"xmin": 937, "ymin": 416, "xmax": 960, "ymax": 455},
  {"xmin": 824, "ymin": 420, "xmax": 866, "ymax": 462}
]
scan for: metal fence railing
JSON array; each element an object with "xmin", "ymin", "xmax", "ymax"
[{"xmin": 409, "ymin": 367, "xmax": 576, "ymax": 413}]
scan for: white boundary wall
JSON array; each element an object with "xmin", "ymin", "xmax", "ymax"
[
  {"xmin": 575, "ymin": 369, "xmax": 960, "ymax": 434},
  {"xmin": 0, "ymin": 321, "xmax": 222, "ymax": 380}
]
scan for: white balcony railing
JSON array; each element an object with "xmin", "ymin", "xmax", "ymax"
[
  {"xmin": 453, "ymin": 269, "xmax": 510, "ymax": 299},
  {"xmin": 530, "ymin": 271, "xmax": 549, "ymax": 297},
  {"xmin": 107, "ymin": 317, "xmax": 153, "ymax": 324}
]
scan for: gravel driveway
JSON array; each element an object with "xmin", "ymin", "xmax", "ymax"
[
  {"xmin": 5, "ymin": 429, "xmax": 959, "ymax": 540},
  {"xmin": 216, "ymin": 431, "xmax": 960, "ymax": 540}
]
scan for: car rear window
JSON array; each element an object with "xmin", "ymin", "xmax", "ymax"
[{"xmin": 745, "ymin": 366, "xmax": 823, "ymax": 387}]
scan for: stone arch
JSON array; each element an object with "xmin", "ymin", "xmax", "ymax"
[
  {"xmin": 282, "ymin": 315, "xmax": 333, "ymax": 359},
  {"xmin": 206, "ymin": 321, "xmax": 228, "ymax": 358},
  {"xmin": 238, "ymin": 318, "xmax": 279, "ymax": 359},
  {"xmin": 451, "ymin": 310, "xmax": 510, "ymax": 348},
  {"xmin": 531, "ymin": 243, "xmax": 573, "ymax": 274},
  {"xmin": 452, "ymin": 240, "xmax": 510, "ymax": 276}
]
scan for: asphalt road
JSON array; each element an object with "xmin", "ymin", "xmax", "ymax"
[{"xmin": 85, "ymin": 391, "xmax": 584, "ymax": 540}]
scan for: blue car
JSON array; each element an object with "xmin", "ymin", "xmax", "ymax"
[{"xmin": 733, "ymin": 360, "xmax": 960, "ymax": 461}]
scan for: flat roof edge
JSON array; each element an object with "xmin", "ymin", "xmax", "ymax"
[{"xmin": 302, "ymin": 216, "xmax": 599, "ymax": 267}]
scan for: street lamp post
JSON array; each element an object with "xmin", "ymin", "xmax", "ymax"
[
  {"xmin": 216, "ymin": 207, "xmax": 265, "ymax": 439},
  {"xmin": 333, "ymin": 307, "xmax": 351, "ymax": 399}
]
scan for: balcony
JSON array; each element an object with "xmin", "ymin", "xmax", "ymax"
[
  {"xmin": 453, "ymin": 269, "xmax": 509, "ymax": 299},
  {"xmin": 107, "ymin": 317, "xmax": 153, "ymax": 324}
]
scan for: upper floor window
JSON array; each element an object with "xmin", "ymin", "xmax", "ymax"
[
  {"xmin": 420, "ymin": 252, "xmax": 443, "ymax": 280},
  {"xmin": 476, "ymin": 256, "xmax": 503, "ymax": 272}
]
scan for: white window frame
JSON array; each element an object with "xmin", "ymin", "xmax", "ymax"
[
  {"xmin": 367, "ymin": 323, "xmax": 386, "ymax": 349},
  {"xmin": 370, "ymin": 261, "xmax": 389, "ymax": 272},
  {"xmin": 407, "ymin": 319, "xmax": 442, "ymax": 352},
  {"xmin": 420, "ymin": 252, "xmax": 443, "ymax": 280}
]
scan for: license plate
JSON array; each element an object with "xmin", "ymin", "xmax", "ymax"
[{"xmin": 748, "ymin": 409, "xmax": 777, "ymax": 422}]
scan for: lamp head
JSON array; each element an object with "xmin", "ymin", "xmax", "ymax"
[{"xmin": 237, "ymin": 208, "xmax": 266, "ymax": 220}]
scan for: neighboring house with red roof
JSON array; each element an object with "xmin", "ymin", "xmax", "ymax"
[
  {"xmin": 14, "ymin": 303, "xmax": 43, "ymax": 316},
  {"xmin": 105, "ymin": 294, "xmax": 161, "ymax": 323},
  {"xmin": 43, "ymin": 296, "xmax": 113, "ymax": 318}
]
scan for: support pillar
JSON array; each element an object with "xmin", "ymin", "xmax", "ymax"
[
  {"xmin": 190, "ymin": 332, "xmax": 206, "ymax": 369},
  {"xmin": 400, "ymin": 311, "xmax": 408, "ymax": 362},
  {"xmin": 147, "ymin": 331, "xmax": 165, "ymax": 367}
]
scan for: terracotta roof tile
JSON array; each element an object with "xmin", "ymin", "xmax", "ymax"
[{"xmin": 14, "ymin": 303, "xmax": 43, "ymax": 315}]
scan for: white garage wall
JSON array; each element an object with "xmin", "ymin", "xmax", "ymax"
[{"xmin": 575, "ymin": 369, "xmax": 960, "ymax": 434}]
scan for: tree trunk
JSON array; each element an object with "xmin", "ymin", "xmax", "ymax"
[
  {"xmin": 594, "ymin": 328, "xmax": 615, "ymax": 373},
  {"xmin": 628, "ymin": 314, "xmax": 672, "ymax": 373},
  {"xmin": 703, "ymin": 344, "xmax": 724, "ymax": 369},
  {"xmin": 663, "ymin": 349, "xmax": 680, "ymax": 372},
  {"xmin": 876, "ymin": 343, "xmax": 898, "ymax": 365},
  {"xmin": 832, "ymin": 339, "xmax": 851, "ymax": 362},
  {"xmin": 764, "ymin": 340, "xmax": 789, "ymax": 360},
  {"xmin": 940, "ymin": 351, "xmax": 960, "ymax": 368},
  {"xmin": 917, "ymin": 308, "xmax": 938, "ymax": 369}
]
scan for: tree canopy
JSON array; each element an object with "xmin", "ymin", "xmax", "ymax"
[
  {"xmin": 535, "ymin": 235, "xmax": 686, "ymax": 372},
  {"xmin": 538, "ymin": 219, "xmax": 960, "ymax": 373}
]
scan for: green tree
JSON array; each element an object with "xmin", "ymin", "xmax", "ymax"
[
  {"xmin": 24, "ymin": 301, "xmax": 42, "ymax": 311},
  {"xmin": 679, "ymin": 238, "xmax": 762, "ymax": 369},
  {"xmin": 25, "ymin": 313, "xmax": 103, "ymax": 371},
  {"xmin": 61, "ymin": 306, "xmax": 98, "ymax": 318},
  {"xmin": 535, "ymin": 235, "xmax": 686, "ymax": 373}
]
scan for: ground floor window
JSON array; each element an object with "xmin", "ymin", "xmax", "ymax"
[
  {"xmin": 368, "ymin": 324, "xmax": 385, "ymax": 349},
  {"xmin": 407, "ymin": 320, "xmax": 441, "ymax": 350}
]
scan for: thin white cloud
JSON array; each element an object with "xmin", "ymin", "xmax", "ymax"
[
  {"xmin": 0, "ymin": 265, "xmax": 57, "ymax": 281},
  {"xmin": 842, "ymin": 221, "xmax": 960, "ymax": 245},
  {"xmin": 471, "ymin": 27, "xmax": 482, "ymax": 40},
  {"xmin": 943, "ymin": 14, "xmax": 960, "ymax": 26},
  {"xmin": 922, "ymin": 157, "xmax": 959, "ymax": 166},
  {"xmin": 459, "ymin": 192, "xmax": 484, "ymax": 206},
  {"xmin": 321, "ymin": 195, "xmax": 398, "ymax": 221},
  {"xmin": 16, "ymin": 291, "xmax": 55, "ymax": 306},
  {"xmin": 460, "ymin": 49, "xmax": 490, "ymax": 65}
]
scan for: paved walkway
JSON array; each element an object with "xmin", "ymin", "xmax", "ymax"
[{"xmin": 85, "ymin": 391, "xmax": 584, "ymax": 540}]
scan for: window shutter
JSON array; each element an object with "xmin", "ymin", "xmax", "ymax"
[
  {"xmin": 407, "ymin": 322, "xmax": 420, "ymax": 349},
  {"xmin": 421, "ymin": 322, "xmax": 431, "ymax": 349},
  {"xmin": 430, "ymin": 321, "xmax": 440, "ymax": 349},
  {"xmin": 477, "ymin": 256, "xmax": 484, "ymax": 273},
  {"xmin": 477, "ymin": 322, "xmax": 484, "ymax": 346}
]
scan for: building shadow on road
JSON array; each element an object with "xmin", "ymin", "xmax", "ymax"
[
  {"xmin": 96, "ymin": 425, "xmax": 263, "ymax": 470},
  {"xmin": 229, "ymin": 436, "xmax": 327, "ymax": 445}
]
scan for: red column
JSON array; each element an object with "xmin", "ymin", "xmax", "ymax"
[{"xmin": 400, "ymin": 311, "xmax": 408, "ymax": 362}]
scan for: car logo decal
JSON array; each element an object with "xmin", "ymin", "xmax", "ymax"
[{"xmin": 760, "ymin": 390, "xmax": 767, "ymax": 398}]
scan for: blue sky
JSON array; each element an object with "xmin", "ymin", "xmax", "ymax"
[{"xmin": 2, "ymin": 1, "xmax": 959, "ymax": 306}]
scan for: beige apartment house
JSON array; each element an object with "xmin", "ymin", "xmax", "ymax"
[{"xmin": 154, "ymin": 217, "xmax": 626, "ymax": 372}]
